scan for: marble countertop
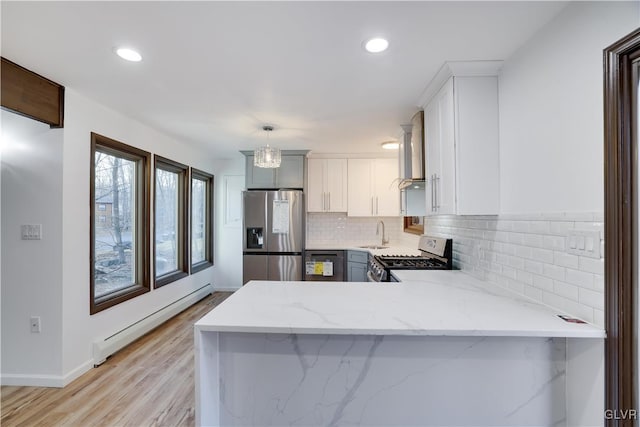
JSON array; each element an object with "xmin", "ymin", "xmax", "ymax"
[
  {"xmin": 195, "ymin": 271, "xmax": 605, "ymax": 338},
  {"xmin": 305, "ymin": 241, "xmax": 422, "ymax": 256}
]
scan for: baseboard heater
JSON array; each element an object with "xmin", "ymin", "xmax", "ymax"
[{"xmin": 92, "ymin": 283, "xmax": 213, "ymax": 366}]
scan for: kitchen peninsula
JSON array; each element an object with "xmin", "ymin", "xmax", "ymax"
[{"xmin": 195, "ymin": 272, "xmax": 604, "ymax": 426}]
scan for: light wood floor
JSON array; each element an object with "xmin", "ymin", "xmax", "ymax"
[{"xmin": 1, "ymin": 291, "xmax": 233, "ymax": 427}]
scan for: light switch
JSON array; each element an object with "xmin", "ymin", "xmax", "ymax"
[
  {"xmin": 586, "ymin": 237, "xmax": 595, "ymax": 252},
  {"xmin": 566, "ymin": 230, "xmax": 601, "ymax": 259}
]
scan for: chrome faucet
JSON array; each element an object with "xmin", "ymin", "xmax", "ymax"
[{"xmin": 376, "ymin": 221, "xmax": 389, "ymax": 246}]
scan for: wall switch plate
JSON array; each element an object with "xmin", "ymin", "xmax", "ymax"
[
  {"xmin": 21, "ymin": 224, "xmax": 42, "ymax": 240},
  {"xmin": 30, "ymin": 316, "xmax": 41, "ymax": 333},
  {"xmin": 566, "ymin": 230, "xmax": 601, "ymax": 259}
]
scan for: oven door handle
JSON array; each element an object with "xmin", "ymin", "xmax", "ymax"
[{"xmin": 366, "ymin": 271, "xmax": 379, "ymax": 282}]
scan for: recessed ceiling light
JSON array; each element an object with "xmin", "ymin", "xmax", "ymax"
[
  {"xmin": 381, "ymin": 141, "xmax": 399, "ymax": 150},
  {"xmin": 364, "ymin": 37, "xmax": 389, "ymax": 53},
  {"xmin": 115, "ymin": 47, "xmax": 142, "ymax": 62}
]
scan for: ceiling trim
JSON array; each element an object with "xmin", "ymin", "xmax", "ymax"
[{"xmin": 417, "ymin": 60, "xmax": 504, "ymax": 108}]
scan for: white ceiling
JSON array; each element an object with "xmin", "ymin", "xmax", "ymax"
[{"xmin": 1, "ymin": 1, "xmax": 567, "ymax": 159}]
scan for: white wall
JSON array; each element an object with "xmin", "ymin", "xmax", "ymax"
[
  {"xmin": 59, "ymin": 89, "xmax": 219, "ymax": 383},
  {"xmin": 498, "ymin": 1, "xmax": 639, "ymax": 214},
  {"xmin": 1, "ymin": 111, "xmax": 64, "ymax": 383}
]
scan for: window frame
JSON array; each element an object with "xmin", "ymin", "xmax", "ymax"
[
  {"xmin": 153, "ymin": 155, "xmax": 189, "ymax": 288},
  {"xmin": 190, "ymin": 168, "xmax": 214, "ymax": 273},
  {"xmin": 90, "ymin": 132, "xmax": 151, "ymax": 315}
]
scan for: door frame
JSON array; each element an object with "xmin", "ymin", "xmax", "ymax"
[{"xmin": 604, "ymin": 27, "xmax": 640, "ymax": 423}]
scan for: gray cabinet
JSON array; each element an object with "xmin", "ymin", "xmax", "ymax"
[
  {"xmin": 347, "ymin": 250, "xmax": 369, "ymax": 282},
  {"xmin": 242, "ymin": 151, "xmax": 308, "ymax": 189}
]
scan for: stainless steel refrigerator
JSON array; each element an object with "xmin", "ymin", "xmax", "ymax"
[{"xmin": 242, "ymin": 190, "xmax": 304, "ymax": 284}]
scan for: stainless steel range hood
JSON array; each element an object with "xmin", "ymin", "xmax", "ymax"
[{"xmin": 398, "ymin": 110, "xmax": 425, "ymax": 189}]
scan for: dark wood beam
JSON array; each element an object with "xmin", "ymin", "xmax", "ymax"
[{"xmin": 1, "ymin": 57, "xmax": 64, "ymax": 128}]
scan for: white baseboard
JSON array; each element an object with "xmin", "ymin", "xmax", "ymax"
[
  {"xmin": 1, "ymin": 373, "xmax": 65, "ymax": 388},
  {"xmin": 62, "ymin": 359, "xmax": 94, "ymax": 386}
]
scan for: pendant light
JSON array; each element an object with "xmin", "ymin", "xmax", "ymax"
[{"xmin": 254, "ymin": 125, "xmax": 281, "ymax": 168}]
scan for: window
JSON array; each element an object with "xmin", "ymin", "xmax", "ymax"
[
  {"xmin": 98, "ymin": 204, "xmax": 106, "ymax": 211},
  {"xmin": 154, "ymin": 156, "xmax": 189, "ymax": 287},
  {"xmin": 191, "ymin": 168, "xmax": 214, "ymax": 272},
  {"xmin": 90, "ymin": 133, "xmax": 150, "ymax": 314}
]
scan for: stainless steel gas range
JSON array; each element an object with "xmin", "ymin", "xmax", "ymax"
[{"xmin": 367, "ymin": 236, "xmax": 453, "ymax": 282}]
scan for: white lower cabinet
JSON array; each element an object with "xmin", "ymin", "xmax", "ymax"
[{"xmin": 347, "ymin": 158, "xmax": 399, "ymax": 217}]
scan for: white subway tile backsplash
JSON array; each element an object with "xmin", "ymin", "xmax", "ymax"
[
  {"xmin": 502, "ymin": 266, "xmax": 517, "ymax": 279},
  {"xmin": 578, "ymin": 256, "xmax": 604, "ymax": 275},
  {"xmin": 523, "ymin": 234, "xmax": 544, "ymax": 248},
  {"xmin": 516, "ymin": 270, "xmax": 534, "ymax": 285},
  {"xmin": 594, "ymin": 309, "xmax": 605, "ymax": 327},
  {"xmin": 307, "ymin": 213, "xmax": 403, "ymax": 246},
  {"xmin": 532, "ymin": 274, "xmax": 554, "ymax": 292},
  {"xmin": 515, "ymin": 245, "xmax": 533, "ymax": 259},
  {"xmin": 507, "ymin": 255, "xmax": 525, "ymax": 270},
  {"xmin": 543, "ymin": 264, "xmax": 566, "ymax": 282},
  {"xmin": 425, "ymin": 212, "xmax": 605, "ymax": 327},
  {"xmin": 554, "ymin": 280, "xmax": 579, "ymax": 300},
  {"xmin": 553, "ymin": 251, "xmax": 579, "ymax": 269},
  {"xmin": 549, "ymin": 221, "xmax": 575, "ymax": 236},
  {"xmin": 543, "ymin": 235, "xmax": 566, "ymax": 251},
  {"xmin": 593, "ymin": 274, "xmax": 604, "ymax": 293},
  {"xmin": 565, "ymin": 268, "xmax": 595, "ymax": 288},
  {"xmin": 542, "ymin": 291, "xmax": 569, "ymax": 312},
  {"xmin": 532, "ymin": 248, "xmax": 554, "ymax": 264},
  {"xmin": 524, "ymin": 285, "xmax": 543, "ymax": 301},
  {"xmin": 579, "ymin": 288, "xmax": 604, "ymax": 311},
  {"xmin": 524, "ymin": 259, "xmax": 544, "ymax": 275}
]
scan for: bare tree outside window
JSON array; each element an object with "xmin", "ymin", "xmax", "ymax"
[
  {"xmin": 191, "ymin": 168, "xmax": 214, "ymax": 273},
  {"xmin": 94, "ymin": 152, "xmax": 136, "ymax": 297},
  {"xmin": 192, "ymin": 177, "xmax": 206, "ymax": 264},
  {"xmin": 155, "ymin": 168, "xmax": 179, "ymax": 276},
  {"xmin": 154, "ymin": 156, "xmax": 188, "ymax": 288},
  {"xmin": 90, "ymin": 133, "xmax": 150, "ymax": 314}
]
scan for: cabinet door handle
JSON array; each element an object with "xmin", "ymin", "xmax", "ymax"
[
  {"xmin": 431, "ymin": 174, "xmax": 435, "ymax": 212},
  {"xmin": 371, "ymin": 197, "xmax": 374, "ymax": 215},
  {"xmin": 376, "ymin": 197, "xmax": 379, "ymax": 215},
  {"xmin": 328, "ymin": 192, "xmax": 331, "ymax": 211},
  {"xmin": 435, "ymin": 175, "xmax": 440, "ymax": 210},
  {"xmin": 322, "ymin": 192, "xmax": 325, "ymax": 211}
]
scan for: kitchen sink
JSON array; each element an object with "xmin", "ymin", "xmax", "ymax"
[{"xmin": 358, "ymin": 245, "xmax": 389, "ymax": 249}]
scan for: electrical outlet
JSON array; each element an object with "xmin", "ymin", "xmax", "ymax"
[{"xmin": 30, "ymin": 316, "xmax": 41, "ymax": 333}]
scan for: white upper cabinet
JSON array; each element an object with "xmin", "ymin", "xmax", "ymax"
[
  {"xmin": 422, "ymin": 61, "xmax": 501, "ymax": 216},
  {"xmin": 307, "ymin": 158, "xmax": 348, "ymax": 212},
  {"xmin": 347, "ymin": 158, "xmax": 400, "ymax": 217}
]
